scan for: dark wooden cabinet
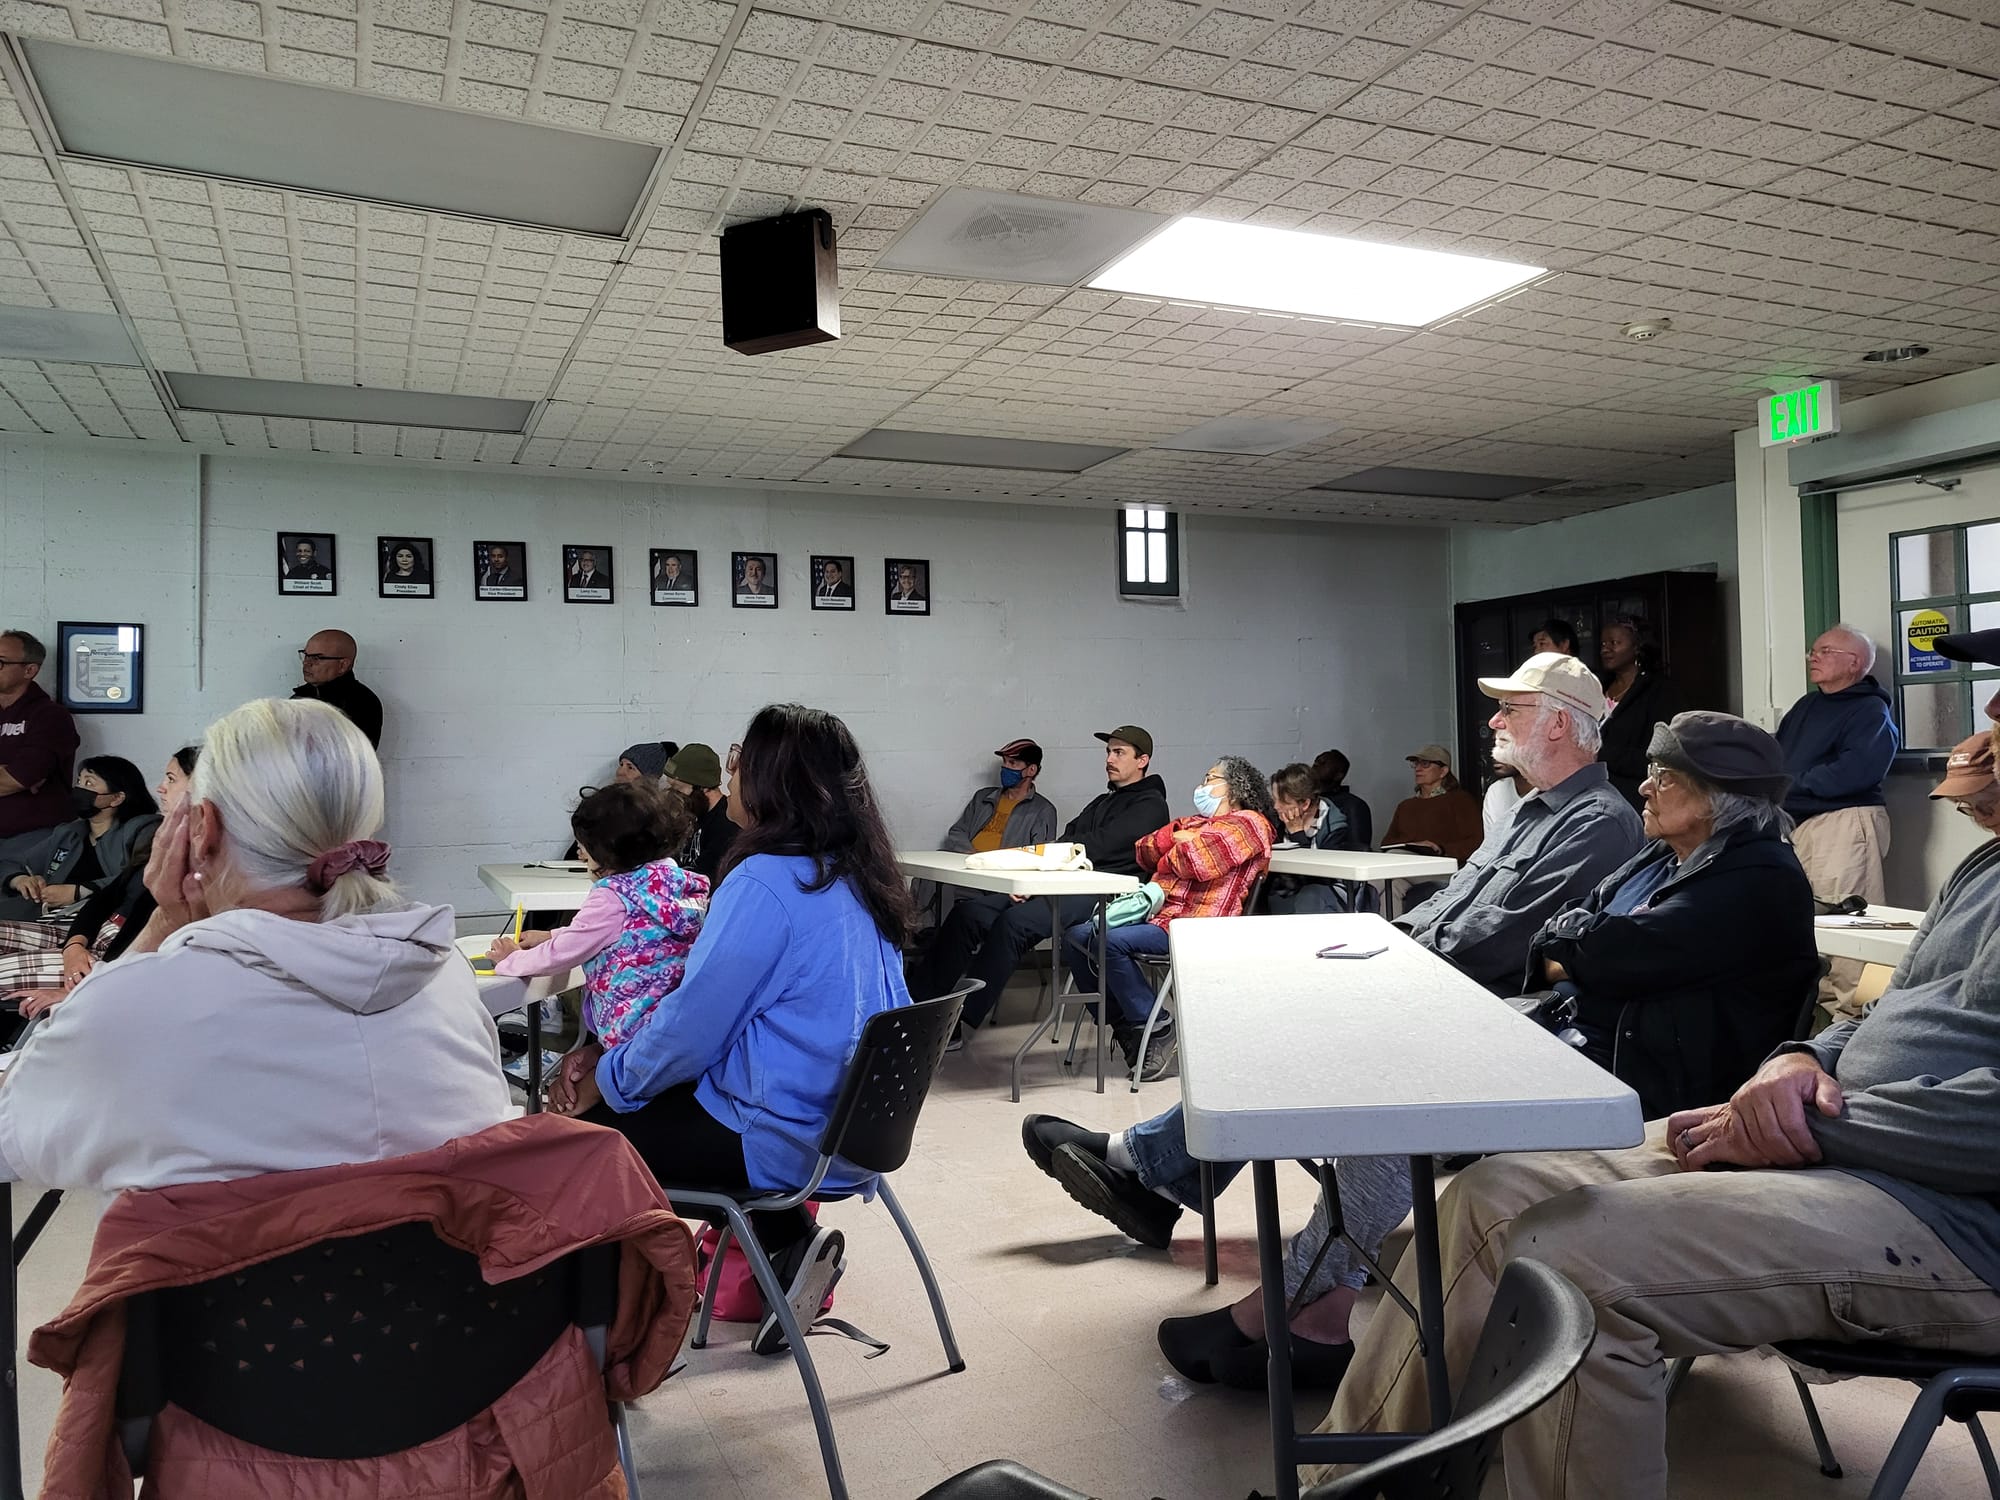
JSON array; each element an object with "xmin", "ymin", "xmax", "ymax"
[{"xmin": 1453, "ymin": 569, "xmax": 1725, "ymax": 783}]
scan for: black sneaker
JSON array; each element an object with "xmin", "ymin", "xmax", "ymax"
[
  {"xmin": 1138, "ymin": 1023, "xmax": 1177, "ymax": 1083},
  {"xmin": 1021, "ymin": 1115, "xmax": 1108, "ymax": 1179},
  {"xmin": 751, "ymin": 1225, "xmax": 845, "ymax": 1356},
  {"xmin": 1050, "ymin": 1143, "xmax": 1181, "ymax": 1249}
]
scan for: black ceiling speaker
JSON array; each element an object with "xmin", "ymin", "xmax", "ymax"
[{"xmin": 721, "ymin": 209, "xmax": 840, "ymax": 356}]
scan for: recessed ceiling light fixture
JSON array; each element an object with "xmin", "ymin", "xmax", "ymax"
[
  {"xmin": 1154, "ymin": 414, "xmax": 1339, "ymax": 456},
  {"xmin": 20, "ymin": 39, "xmax": 659, "ymax": 236},
  {"xmin": 1862, "ymin": 344, "xmax": 1930, "ymax": 363},
  {"xmin": 164, "ymin": 372, "xmax": 534, "ymax": 432},
  {"xmin": 1311, "ymin": 466, "xmax": 1565, "ymax": 501},
  {"xmin": 837, "ymin": 428, "xmax": 1126, "ymax": 471},
  {"xmin": 875, "ymin": 187, "xmax": 1165, "ymax": 286},
  {"xmin": 1089, "ymin": 218, "xmax": 1544, "ymax": 327},
  {"xmin": 0, "ymin": 304, "xmax": 141, "ymax": 365}
]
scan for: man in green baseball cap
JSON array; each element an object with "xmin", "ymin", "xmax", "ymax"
[{"xmin": 666, "ymin": 743, "xmax": 736, "ymax": 881}]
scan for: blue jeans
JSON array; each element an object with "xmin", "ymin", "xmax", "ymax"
[
  {"xmin": 1126, "ymin": 1104, "xmax": 1413, "ymax": 1303},
  {"xmin": 1062, "ymin": 918, "xmax": 1169, "ymax": 1028}
]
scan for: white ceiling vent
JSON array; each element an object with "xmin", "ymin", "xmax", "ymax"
[{"xmin": 874, "ymin": 188, "xmax": 1165, "ymax": 287}]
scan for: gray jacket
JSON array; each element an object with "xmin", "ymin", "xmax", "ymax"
[
  {"xmin": 942, "ymin": 786, "xmax": 1058, "ymax": 854},
  {"xmin": 912, "ymin": 786, "xmax": 1060, "ymax": 916},
  {"xmin": 1400, "ymin": 762, "xmax": 1645, "ymax": 993},
  {"xmin": 0, "ymin": 813, "xmax": 161, "ymax": 900},
  {"xmin": 1790, "ymin": 837, "xmax": 2000, "ymax": 1290}
]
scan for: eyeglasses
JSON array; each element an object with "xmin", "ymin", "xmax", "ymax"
[
  {"xmin": 1954, "ymin": 791, "xmax": 2000, "ymax": 818},
  {"xmin": 1806, "ymin": 646, "xmax": 1857, "ymax": 661},
  {"xmin": 1492, "ymin": 702, "xmax": 1538, "ymax": 719},
  {"xmin": 297, "ymin": 651, "xmax": 347, "ymax": 665},
  {"xmin": 1644, "ymin": 763, "xmax": 1681, "ymax": 790},
  {"xmin": 0, "ymin": 657, "xmax": 31, "ymax": 668}
]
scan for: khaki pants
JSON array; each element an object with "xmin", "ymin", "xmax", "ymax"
[
  {"xmin": 1793, "ymin": 805, "xmax": 1892, "ymax": 1017},
  {"xmin": 1308, "ymin": 1122, "xmax": 2000, "ymax": 1500}
]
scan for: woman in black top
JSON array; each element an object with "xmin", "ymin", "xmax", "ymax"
[
  {"xmin": 1596, "ymin": 618, "xmax": 1682, "ymax": 807},
  {"xmin": 0, "ymin": 747, "xmax": 193, "ymax": 1014}
]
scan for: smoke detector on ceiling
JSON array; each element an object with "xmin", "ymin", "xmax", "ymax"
[
  {"xmin": 1620, "ymin": 319, "xmax": 1672, "ymax": 341},
  {"xmin": 1862, "ymin": 344, "xmax": 1929, "ymax": 363}
]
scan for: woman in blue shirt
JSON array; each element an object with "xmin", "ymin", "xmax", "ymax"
[{"xmin": 562, "ymin": 703, "xmax": 914, "ymax": 1353}]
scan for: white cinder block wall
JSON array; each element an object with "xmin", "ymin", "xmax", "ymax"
[{"xmin": 1, "ymin": 438, "xmax": 1454, "ymax": 917}]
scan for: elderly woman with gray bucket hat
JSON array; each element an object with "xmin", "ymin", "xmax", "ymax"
[{"xmin": 1525, "ymin": 709, "xmax": 1821, "ymax": 1117}]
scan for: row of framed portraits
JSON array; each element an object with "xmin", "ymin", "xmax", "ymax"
[{"xmin": 276, "ymin": 535, "xmax": 934, "ymax": 615}]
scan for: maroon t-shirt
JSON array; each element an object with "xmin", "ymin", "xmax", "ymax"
[{"xmin": 0, "ymin": 681, "xmax": 79, "ymax": 839}]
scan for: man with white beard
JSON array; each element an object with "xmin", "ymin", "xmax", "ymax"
[{"xmin": 1018, "ymin": 653, "xmax": 1646, "ymax": 1396}]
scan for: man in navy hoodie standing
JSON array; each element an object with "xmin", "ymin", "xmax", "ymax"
[{"xmin": 1776, "ymin": 623, "xmax": 1899, "ymax": 1014}]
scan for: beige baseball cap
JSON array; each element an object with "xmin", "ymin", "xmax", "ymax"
[
  {"xmin": 1406, "ymin": 744, "xmax": 1452, "ymax": 768},
  {"xmin": 1478, "ymin": 651, "xmax": 1607, "ymax": 722}
]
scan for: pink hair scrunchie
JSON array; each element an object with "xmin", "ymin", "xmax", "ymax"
[{"xmin": 306, "ymin": 839, "xmax": 391, "ymax": 894}]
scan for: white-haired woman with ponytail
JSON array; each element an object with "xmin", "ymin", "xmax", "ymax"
[{"xmin": 0, "ymin": 699, "xmax": 509, "ymax": 1191}]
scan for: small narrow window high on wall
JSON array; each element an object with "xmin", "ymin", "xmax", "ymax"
[{"xmin": 1118, "ymin": 506, "xmax": 1180, "ymax": 598}]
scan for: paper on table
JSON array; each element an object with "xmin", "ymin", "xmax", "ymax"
[{"xmin": 1814, "ymin": 915, "xmax": 1917, "ymax": 929}]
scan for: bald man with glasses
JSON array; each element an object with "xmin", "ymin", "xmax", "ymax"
[
  {"xmin": 291, "ymin": 630, "xmax": 383, "ymax": 748},
  {"xmin": 1776, "ymin": 624, "xmax": 1898, "ymax": 1015}
]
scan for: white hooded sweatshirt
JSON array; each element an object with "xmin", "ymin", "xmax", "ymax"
[{"xmin": 0, "ymin": 902, "xmax": 510, "ymax": 1191}]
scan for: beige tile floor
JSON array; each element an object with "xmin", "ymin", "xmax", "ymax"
[{"xmin": 7, "ymin": 1013, "xmax": 1990, "ymax": 1499}]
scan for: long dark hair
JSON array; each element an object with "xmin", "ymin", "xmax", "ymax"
[
  {"xmin": 79, "ymin": 755, "xmax": 158, "ymax": 824},
  {"xmin": 719, "ymin": 704, "xmax": 913, "ymax": 944}
]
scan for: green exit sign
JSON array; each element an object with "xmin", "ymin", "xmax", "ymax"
[{"xmin": 1758, "ymin": 381, "xmax": 1840, "ymax": 447}]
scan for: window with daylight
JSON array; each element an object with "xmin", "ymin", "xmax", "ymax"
[
  {"xmin": 1118, "ymin": 506, "xmax": 1180, "ymax": 598},
  {"xmin": 1889, "ymin": 520, "xmax": 2000, "ymax": 751}
]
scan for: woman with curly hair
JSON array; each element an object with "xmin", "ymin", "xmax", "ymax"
[{"xmin": 1060, "ymin": 754, "xmax": 1277, "ymax": 1081}]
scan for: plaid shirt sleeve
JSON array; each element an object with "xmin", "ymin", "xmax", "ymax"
[{"xmin": 1155, "ymin": 812, "xmax": 1267, "ymax": 883}]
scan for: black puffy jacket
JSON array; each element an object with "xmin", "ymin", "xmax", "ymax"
[{"xmin": 1525, "ymin": 820, "xmax": 1818, "ymax": 1117}]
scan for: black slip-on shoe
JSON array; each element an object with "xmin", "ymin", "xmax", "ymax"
[
  {"xmin": 1157, "ymin": 1305, "xmax": 1255, "ymax": 1384},
  {"xmin": 1050, "ymin": 1143, "xmax": 1181, "ymax": 1250},
  {"xmin": 1021, "ymin": 1115, "xmax": 1107, "ymax": 1178},
  {"xmin": 1210, "ymin": 1332, "xmax": 1356, "ymax": 1392}
]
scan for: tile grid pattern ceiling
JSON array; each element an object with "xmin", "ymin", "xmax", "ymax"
[{"xmin": 0, "ymin": 1, "xmax": 1999, "ymax": 521}]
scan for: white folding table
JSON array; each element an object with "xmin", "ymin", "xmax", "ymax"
[
  {"xmin": 454, "ymin": 934, "xmax": 582, "ymax": 1111},
  {"xmin": 1264, "ymin": 848, "xmax": 1460, "ymax": 885},
  {"xmin": 1173, "ymin": 912, "xmax": 1643, "ymax": 1500},
  {"xmin": 1813, "ymin": 905, "xmax": 1925, "ymax": 967},
  {"xmin": 895, "ymin": 851, "xmax": 1138, "ymax": 1099},
  {"xmin": 477, "ymin": 862, "xmax": 596, "ymax": 912}
]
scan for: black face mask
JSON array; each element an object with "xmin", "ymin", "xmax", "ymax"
[{"xmin": 70, "ymin": 785, "xmax": 107, "ymax": 818}]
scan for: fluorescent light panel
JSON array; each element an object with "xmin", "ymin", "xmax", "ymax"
[
  {"xmin": 1090, "ymin": 217, "xmax": 1545, "ymax": 326},
  {"xmin": 164, "ymin": 372, "xmax": 533, "ymax": 432},
  {"xmin": 1154, "ymin": 414, "xmax": 1338, "ymax": 456},
  {"xmin": 875, "ymin": 188, "xmax": 1166, "ymax": 286},
  {"xmin": 1312, "ymin": 466, "xmax": 1564, "ymax": 501},
  {"xmin": 0, "ymin": 304, "xmax": 141, "ymax": 365},
  {"xmin": 22, "ymin": 40, "xmax": 658, "ymax": 236},
  {"xmin": 838, "ymin": 428, "xmax": 1127, "ymax": 472}
]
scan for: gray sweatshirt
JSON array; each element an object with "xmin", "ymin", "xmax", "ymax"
[{"xmin": 1790, "ymin": 837, "xmax": 2000, "ymax": 1290}]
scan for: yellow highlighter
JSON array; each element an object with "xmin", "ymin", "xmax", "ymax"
[{"xmin": 470, "ymin": 907, "xmax": 523, "ymax": 974}]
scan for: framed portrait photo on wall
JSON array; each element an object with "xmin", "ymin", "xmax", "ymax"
[
  {"xmin": 474, "ymin": 540, "xmax": 527, "ymax": 601},
  {"xmin": 650, "ymin": 548, "xmax": 698, "ymax": 606},
  {"xmin": 732, "ymin": 551, "xmax": 778, "ymax": 608},
  {"xmin": 811, "ymin": 555, "xmax": 855, "ymax": 610},
  {"xmin": 885, "ymin": 558, "xmax": 930, "ymax": 616},
  {"xmin": 277, "ymin": 532, "xmax": 336, "ymax": 595},
  {"xmin": 377, "ymin": 536, "xmax": 435, "ymax": 598},
  {"xmin": 564, "ymin": 544, "xmax": 614, "ymax": 603}
]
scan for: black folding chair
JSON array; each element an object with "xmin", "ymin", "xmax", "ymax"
[
  {"xmin": 919, "ymin": 1257, "xmax": 1594, "ymax": 1500},
  {"xmin": 113, "ymin": 1220, "xmax": 638, "ymax": 1493},
  {"xmin": 665, "ymin": 984, "xmax": 976, "ymax": 1500}
]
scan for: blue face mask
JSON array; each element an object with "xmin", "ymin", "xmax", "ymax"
[
  {"xmin": 1192, "ymin": 782, "xmax": 1221, "ymax": 817},
  {"xmin": 999, "ymin": 767, "xmax": 1025, "ymax": 789}
]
